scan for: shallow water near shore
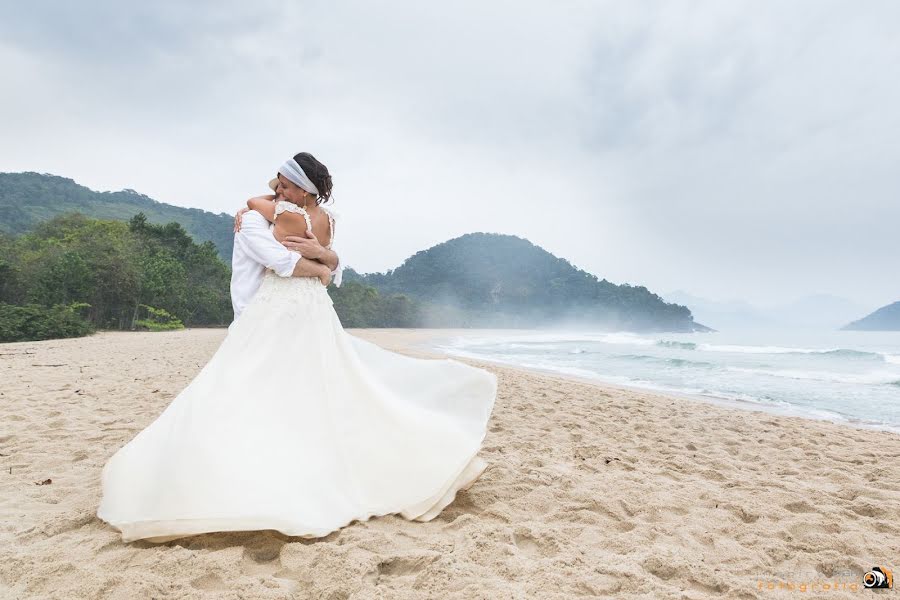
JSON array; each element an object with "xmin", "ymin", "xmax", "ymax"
[{"xmin": 426, "ymin": 328, "xmax": 900, "ymax": 434}]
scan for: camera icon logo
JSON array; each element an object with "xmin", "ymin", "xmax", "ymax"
[{"xmin": 863, "ymin": 566, "xmax": 892, "ymax": 589}]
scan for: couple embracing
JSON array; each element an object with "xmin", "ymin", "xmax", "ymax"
[{"xmin": 97, "ymin": 151, "xmax": 498, "ymax": 543}]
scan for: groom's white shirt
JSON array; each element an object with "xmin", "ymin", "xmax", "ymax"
[{"xmin": 230, "ymin": 210, "xmax": 343, "ymax": 320}]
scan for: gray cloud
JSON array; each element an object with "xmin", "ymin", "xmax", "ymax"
[{"xmin": 2, "ymin": 0, "xmax": 897, "ymax": 310}]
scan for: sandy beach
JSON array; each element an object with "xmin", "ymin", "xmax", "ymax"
[{"xmin": 1, "ymin": 328, "xmax": 899, "ymax": 599}]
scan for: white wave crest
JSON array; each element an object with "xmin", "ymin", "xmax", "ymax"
[{"xmin": 726, "ymin": 366, "xmax": 900, "ymax": 385}]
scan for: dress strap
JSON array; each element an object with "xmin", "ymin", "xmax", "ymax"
[
  {"xmin": 326, "ymin": 212, "xmax": 335, "ymax": 249},
  {"xmin": 321, "ymin": 205, "xmax": 337, "ymax": 249},
  {"xmin": 274, "ymin": 200, "xmax": 312, "ymax": 233}
]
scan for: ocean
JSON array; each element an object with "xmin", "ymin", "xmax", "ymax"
[{"xmin": 426, "ymin": 328, "xmax": 900, "ymax": 434}]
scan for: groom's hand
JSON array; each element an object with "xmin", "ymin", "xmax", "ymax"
[
  {"xmin": 282, "ymin": 230, "xmax": 325, "ymax": 259},
  {"xmin": 317, "ymin": 264, "xmax": 333, "ymax": 287}
]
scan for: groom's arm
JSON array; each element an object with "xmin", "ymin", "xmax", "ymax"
[
  {"xmin": 236, "ymin": 211, "xmax": 326, "ymax": 279},
  {"xmin": 304, "ymin": 245, "xmax": 342, "ymax": 286},
  {"xmin": 280, "ymin": 239, "xmax": 343, "ymax": 286},
  {"xmin": 291, "ymin": 256, "xmax": 329, "ymax": 279},
  {"xmin": 308, "ymin": 245, "xmax": 341, "ymax": 284},
  {"xmin": 316, "ymin": 248, "xmax": 339, "ymax": 272},
  {"xmin": 327, "ymin": 250, "xmax": 343, "ymax": 287}
]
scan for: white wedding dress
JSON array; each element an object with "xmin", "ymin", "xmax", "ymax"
[{"xmin": 96, "ymin": 202, "xmax": 497, "ymax": 543}]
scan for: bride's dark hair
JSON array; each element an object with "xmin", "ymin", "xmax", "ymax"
[{"xmin": 294, "ymin": 152, "xmax": 333, "ymax": 205}]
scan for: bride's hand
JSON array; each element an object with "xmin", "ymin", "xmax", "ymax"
[{"xmin": 233, "ymin": 207, "xmax": 250, "ymax": 232}]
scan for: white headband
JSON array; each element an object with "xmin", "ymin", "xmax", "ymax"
[{"xmin": 278, "ymin": 158, "xmax": 320, "ymax": 195}]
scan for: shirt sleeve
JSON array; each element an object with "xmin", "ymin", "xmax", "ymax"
[
  {"xmin": 331, "ymin": 252, "xmax": 343, "ymax": 287},
  {"xmin": 236, "ymin": 211, "xmax": 301, "ymax": 277}
]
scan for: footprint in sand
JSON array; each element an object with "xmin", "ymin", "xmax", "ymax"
[
  {"xmin": 364, "ymin": 552, "xmax": 441, "ymax": 586},
  {"xmin": 783, "ymin": 500, "xmax": 817, "ymax": 514},
  {"xmin": 190, "ymin": 573, "xmax": 229, "ymax": 591},
  {"xmin": 241, "ymin": 541, "xmax": 285, "ymax": 577},
  {"xmin": 513, "ymin": 531, "xmax": 559, "ymax": 558}
]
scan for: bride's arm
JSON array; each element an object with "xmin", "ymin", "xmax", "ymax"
[{"xmin": 247, "ymin": 195, "xmax": 277, "ymax": 222}]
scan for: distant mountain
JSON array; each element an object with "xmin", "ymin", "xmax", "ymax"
[
  {"xmin": 346, "ymin": 233, "xmax": 708, "ymax": 332},
  {"xmin": 663, "ymin": 290, "xmax": 776, "ymax": 331},
  {"xmin": 842, "ymin": 301, "xmax": 900, "ymax": 331},
  {"xmin": 776, "ymin": 294, "xmax": 872, "ymax": 330},
  {"xmin": 0, "ymin": 172, "xmax": 235, "ymax": 260},
  {"xmin": 665, "ymin": 290, "xmax": 873, "ymax": 331}
]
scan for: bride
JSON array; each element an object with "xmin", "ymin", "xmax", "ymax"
[{"xmin": 96, "ymin": 152, "xmax": 498, "ymax": 543}]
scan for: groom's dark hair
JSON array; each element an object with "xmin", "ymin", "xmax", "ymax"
[{"xmin": 294, "ymin": 152, "xmax": 333, "ymax": 205}]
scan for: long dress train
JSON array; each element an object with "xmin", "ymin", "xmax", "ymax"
[{"xmin": 96, "ymin": 272, "xmax": 497, "ymax": 543}]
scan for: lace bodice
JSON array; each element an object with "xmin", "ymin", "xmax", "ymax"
[
  {"xmin": 255, "ymin": 270, "xmax": 334, "ymax": 310},
  {"xmin": 273, "ymin": 200, "xmax": 336, "ymax": 250}
]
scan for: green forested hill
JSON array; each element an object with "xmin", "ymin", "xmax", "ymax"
[
  {"xmin": 842, "ymin": 301, "xmax": 900, "ymax": 331},
  {"xmin": 345, "ymin": 233, "xmax": 707, "ymax": 332},
  {"xmin": 0, "ymin": 172, "xmax": 235, "ymax": 260},
  {"xmin": 2, "ymin": 172, "xmax": 706, "ymax": 334}
]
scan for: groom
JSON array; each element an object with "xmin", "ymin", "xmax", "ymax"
[{"xmin": 230, "ymin": 199, "xmax": 343, "ymax": 321}]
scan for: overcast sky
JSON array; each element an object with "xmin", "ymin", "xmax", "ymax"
[{"xmin": 2, "ymin": 1, "xmax": 898, "ymax": 310}]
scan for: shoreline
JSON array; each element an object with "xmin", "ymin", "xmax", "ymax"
[{"xmin": 348, "ymin": 328, "xmax": 900, "ymax": 438}]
